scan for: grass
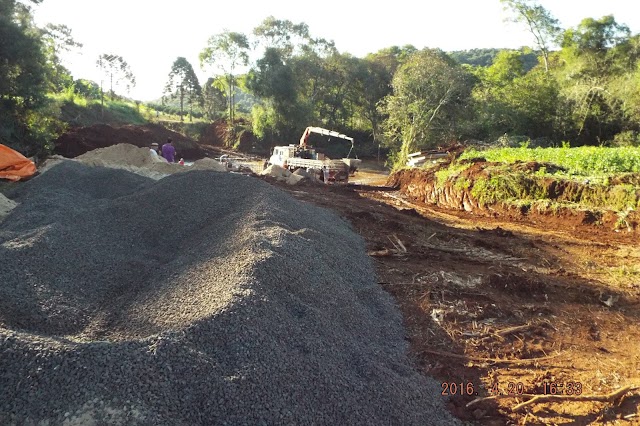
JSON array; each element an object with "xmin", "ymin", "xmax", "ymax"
[
  {"xmin": 434, "ymin": 162, "xmax": 471, "ymax": 186},
  {"xmin": 460, "ymin": 146, "xmax": 640, "ymax": 177},
  {"xmin": 49, "ymin": 93, "xmax": 149, "ymax": 126},
  {"xmin": 428, "ymin": 146, "xmax": 640, "ymax": 214}
]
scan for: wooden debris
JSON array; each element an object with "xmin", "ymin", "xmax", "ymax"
[
  {"xmin": 420, "ymin": 349, "xmax": 562, "ymax": 365},
  {"xmin": 466, "ymin": 384, "xmax": 640, "ymax": 413},
  {"xmin": 367, "ymin": 235, "xmax": 408, "ymax": 257}
]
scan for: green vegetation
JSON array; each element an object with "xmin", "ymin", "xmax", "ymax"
[
  {"xmin": 3, "ymin": 0, "xmax": 640, "ymax": 164},
  {"xmin": 435, "ymin": 162, "xmax": 472, "ymax": 187},
  {"xmin": 50, "ymin": 93, "xmax": 148, "ymax": 126},
  {"xmin": 460, "ymin": 146, "xmax": 640, "ymax": 176},
  {"xmin": 469, "ymin": 172, "xmax": 550, "ymax": 206},
  {"xmin": 163, "ymin": 57, "xmax": 202, "ymax": 123},
  {"xmin": 433, "ymin": 146, "xmax": 640, "ymax": 213},
  {"xmin": 449, "ymin": 48, "xmax": 538, "ymax": 70}
]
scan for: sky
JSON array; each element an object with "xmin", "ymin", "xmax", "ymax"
[{"xmin": 32, "ymin": 0, "xmax": 640, "ymax": 102}]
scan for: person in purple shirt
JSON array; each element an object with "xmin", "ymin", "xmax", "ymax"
[{"xmin": 161, "ymin": 138, "xmax": 176, "ymax": 163}]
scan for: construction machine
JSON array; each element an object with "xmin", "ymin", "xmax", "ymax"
[{"xmin": 267, "ymin": 127, "xmax": 362, "ymax": 184}]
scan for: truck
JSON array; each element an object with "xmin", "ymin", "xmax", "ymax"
[{"xmin": 267, "ymin": 127, "xmax": 362, "ymax": 184}]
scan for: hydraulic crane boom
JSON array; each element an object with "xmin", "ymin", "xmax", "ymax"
[{"xmin": 299, "ymin": 127, "xmax": 354, "ymax": 148}]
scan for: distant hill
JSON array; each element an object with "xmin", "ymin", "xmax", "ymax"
[{"xmin": 448, "ymin": 48, "xmax": 539, "ymax": 71}]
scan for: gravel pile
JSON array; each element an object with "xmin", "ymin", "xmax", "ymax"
[
  {"xmin": 0, "ymin": 193, "xmax": 17, "ymax": 221},
  {"xmin": 0, "ymin": 161, "xmax": 457, "ymax": 425}
]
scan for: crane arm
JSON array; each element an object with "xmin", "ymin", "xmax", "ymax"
[{"xmin": 299, "ymin": 126, "xmax": 354, "ymax": 147}]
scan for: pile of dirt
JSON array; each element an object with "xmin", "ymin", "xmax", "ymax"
[
  {"xmin": 0, "ymin": 161, "xmax": 457, "ymax": 425},
  {"xmin": 197, "ymin": 120, "xmax": 228, "ymax": 146},
  {"xmin": 390, "ymin": 163, "xmax": 640, "ymax": 232},
  {"xmin": 75, "ymin": 144, "xmax": 227, "ymax": 180},
  {"xmin": 54, "ymin": 123, "xmax": 205, "ymax": 160}
]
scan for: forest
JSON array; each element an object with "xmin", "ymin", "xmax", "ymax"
[{"xmin": 2, "ymin": 0, "xmax": 640, "ymax": 167}]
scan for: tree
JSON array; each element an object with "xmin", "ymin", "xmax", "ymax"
[
  {"xmin": 41, "ymin": 23, "xmax": 82, "ymax": 91},
  {"xmin": 199, "ymin": 30, "xmax": 250, "ymax": 124},
  {"xmin": 202, "ymin": 77, "xmax": 227, "ymax": 121},
  {"xmin": 253, "ymin": 16, "xmax": 310, "ymax": 59},
  {"xmin": 556, "ymin": 16, "xmax": 634, "ymax": 142},
  {"xmin": 164, "ymin": 57, "xmax": 201, "ymax": 122},
  {"xmin": 381, "ymin": 49, "xmax": 474, "ymax": 164},
  {"xmin": 246, "ymin": 47, "xmax": 303, "ymax": 143},
  {"xmin": 73, "ymin": 79, "xmax": 101, "ymax": 100},
  {"xmin": 471, "ymin": 50, "xmax": 559, "ymax": 139},
  {"xmin": 0, "ymin": 0, "xmax": 60, "ymax": 155},
  {"xmin": 348, "ymin": 48, "xmax": 416, "ymax": 144},
  {"xmin": 96, "ymin": 54, "xmax": 136, "ymax": 99},
  {"xmin": 501, "ymin": 0, "xmax": 561, "ymax": 72}
]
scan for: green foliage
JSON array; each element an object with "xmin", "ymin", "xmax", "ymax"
[
  {"xmin": 611, "ymin": 131, "xmax": 640, "ymax": 147},
  {"xmin": 460, "ymin": 146, "xmax": 640, "ymax": 176},
  {"xmin": 382, "ymin": 48, "xmax": 474, "ymax": 166},
  {"xmin": 50, "ymin": 93, "xmax": 147, "ymax": 126},
  {"xmin": 449, "ymin": 48, "xmax": 538, "ymax": 70},
  {"xmin": 202, "ymin": 77, "xmax": 226, "ymax": 121},
  {"xmin": 164, "ymin": 57, "xmax": 202, "ymax": 123},
  {"xmin": 73, "ymin": 79, "xmax": 101, "ymax": 100},
  {"xmin": 200, "ymin": 30, "xmax": 250, "ymax": 124},
  {"xmin": 0, "ymin": 0, "xmax": 62, "ymax": 156},
  {"xmin": 500, "ymin": 0, "xmax": 561, "ymax": 72},
  {"xmin": 434, "ymin": 162, "xmax": 472, "ymax": 187},
  {"xmin": 96, "ymin": 53, "xmax": 136, "ymax": 98},
  {"xmin": 470, "ymin": 51, "xmax": 559, "ymax": 140},
  {"xmin": 253, "ymin": 16, "xmax": 311, "ymax": 59},
  {"xmin": 470, "ymin": 172, "xmax": 549, "ymax": 206},
  {"xmin": 41, "ymin": 23, "xmax": 81, "ymax": 92}
]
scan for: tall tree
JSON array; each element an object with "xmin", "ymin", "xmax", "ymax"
[
  {"xmin": 471, "ymin": 50, "xmax": 558, "ymax": 139},
  {"xmin": 96, "ymin": 53, "xmax": 136, "ymax": 119},
  {"xmin": 253, "ymin": 16, "xmax": 310, "ymax": 59},
  {"xmin": 557, "ymin": 16, "xmax": 634, "ymax": 141},
  {"xmin": 41, "ymin": 23, "xmax": 82, "ymax": 91},
  {"xmin": 202, "ymin": 77, "xmax": 227, "ymax": 121},
  {"xmin": 164, "ymin": 57, "xmax": 202, "ymax": 122},
  {"xmin": 346, "ymin": 53, "xmax": 399, "ymax": 144},
  {"xmin": 0, "ymin": 0, "xmax": 57, "ymax": 155},
  {"xmin": 501, "ymin": 0, "xmax": 561, "ymax": 72},
  {"xmin": 246, "ymin": 47, "xmax": 302, "ymax": 142},
  {"xmin": 199, "ymin": 30, "xmax": 250, "ymax": 125},
  {"xmin": 381, "ymin": 48, "xmax": 474, "ymax": 164}
]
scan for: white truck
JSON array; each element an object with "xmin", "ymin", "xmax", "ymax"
[{"xmin": 267, "ymin": 127, "xmax": 361, "ymax": 184}]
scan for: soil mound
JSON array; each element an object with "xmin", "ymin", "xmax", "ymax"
[
  {"xmin": 54, "ymin": 123, "xmax": 205, "ymax": 160},
  {"xmin": 0, "ymin": 161, "xmax": 457, "ymax": 425},
  {"xmin": 197, "ymin": 120, "xmax": 228, "ymax": 146}
]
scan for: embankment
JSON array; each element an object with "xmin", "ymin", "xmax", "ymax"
[{"xmin": 389, "ymin": 161, "xmax": 639, "ymax": 232}]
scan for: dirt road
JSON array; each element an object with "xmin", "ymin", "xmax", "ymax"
[{"xmin": 271, "ymin": 172, "xmax": 640, "ymax": 425}]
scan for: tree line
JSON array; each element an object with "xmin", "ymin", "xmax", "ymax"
[{"xmin": 2, "ymin": 0, "xmax": 640, "ymax": 164}]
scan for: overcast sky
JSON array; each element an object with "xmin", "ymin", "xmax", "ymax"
[{"xmin": 32, "ymin": 0, "xmax": 640, "ymax": 101}]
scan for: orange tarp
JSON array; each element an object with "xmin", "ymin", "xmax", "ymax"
[{"xmin": 0, "ymin": 144, "xmax": 37, "ymax": 181}]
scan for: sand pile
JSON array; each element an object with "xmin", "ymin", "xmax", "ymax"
[
  {"xmin": 260, "ymin": 164, "xmax": 291, "ymax": 179},
  {"xmin": 0, "ymin": 162, "xmax": 458, "ymax": 425},
  {"xmin": 75, "ymin": 143, "xmax": 226, "ymax": 179},
  {"xmin": 261, "ymin": 164, "xmax": 314, "ymax": 185}
]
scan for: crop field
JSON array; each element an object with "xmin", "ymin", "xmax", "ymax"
[{"xmin": 460, "ymin": 146, "xmax": 640, "ymax": 177}]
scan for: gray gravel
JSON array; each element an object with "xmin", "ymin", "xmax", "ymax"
[{"xmin": 0, "ymin": 161, "xmax": 458, "ymax": 425}]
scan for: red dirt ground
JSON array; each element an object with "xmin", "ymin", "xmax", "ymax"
[
  {"xmin": 54, "ymin": 124, "xmax": 205, "ymax": 160},
  {"xmin": 267, "ymin": 171, "xmax": 640, "ymax": 425}
]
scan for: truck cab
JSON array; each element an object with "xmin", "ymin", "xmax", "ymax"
[{"xmin": 268, "ymin": 145, "xmax": 296, "ymax": 167}]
